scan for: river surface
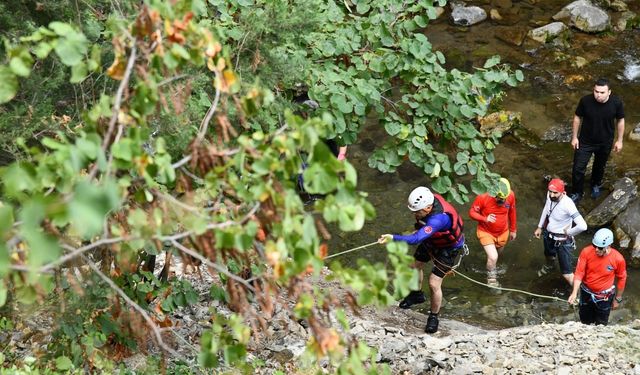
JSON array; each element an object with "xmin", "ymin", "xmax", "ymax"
[{"xmin": 328, "ymin": 1, "xmax": 640, "ymax": 328}]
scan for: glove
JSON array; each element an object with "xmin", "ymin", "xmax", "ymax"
[{"xmin": 378, "ymin": 234, "xmax": 393, "ymax": 244}]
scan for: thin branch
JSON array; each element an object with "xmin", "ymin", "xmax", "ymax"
[
  {"xmin": 81, "ymin": 254, "xmax": 185, "ymax": 360},
  {"xmin": 41, "ymin": 237, "xmax": 126, "ymax": 272},
  {"xmin": 87, "ymin": 42, "xmax": 137, "ymax": 180},
  {"xmin": 158, "ymin": 74, "xmax": 190, "ymax": 87},
  {"xmin": 171, "ymin": 155, "xmax": 192, "ymax": 170},
  {"xmin": 101, "ymin": 43, "xmax": 137, "ymax": 150},
  {"xmin": 195, "ymin": 70, "xmax": 221, "ymax": 144},
  {"xmin": 170, "ymin": 239, "xmax": 255, "ymax": 293}
]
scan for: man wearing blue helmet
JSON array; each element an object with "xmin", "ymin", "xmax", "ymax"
[{"xmin": 568, "ymin": 228, "xmax": 627, "ymax": 325}]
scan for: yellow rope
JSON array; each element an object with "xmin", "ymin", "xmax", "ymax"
[
  {"xmin": 451, "ymin": 268, "xmax": 567, "ymax": 303},
  {"xmin": 325, "ymin": 240, "xmax": 572, "ymax": 306},
  {"xmin": 324, "ymin": 241, "xmax": 380, "ymax": 260}
]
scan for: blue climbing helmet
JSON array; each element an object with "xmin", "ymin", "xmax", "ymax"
[{"xmin": 592, "ymin": 228, "xmax": 614, "ymax": 247}]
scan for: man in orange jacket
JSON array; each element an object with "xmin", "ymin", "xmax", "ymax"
[
  {"xmin": 568, "ymin": 228, "xmax": 626, "ymax": 325},
  {"xmin": 468, "ymin": 178, "xmax": 517, "ymax": 287}
]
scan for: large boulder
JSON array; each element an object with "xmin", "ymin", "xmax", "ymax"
[
  {"xmin": 585, "ymin": 177, "xmax": 638, "ymax": 227},
  {"xmin": 553, "ymin": 1, "xmax": 610, "ymax": 32},
  {"xmin": 528, "ymin": 22, "xmax": 569, "ymax": 43},
  {"xmin": 451, "ymin": 3, "xmax": 487, "ymax": 26},
  {"xmin": 613, "ymin": 198, "xmax": 640, "ymax": 266},
  {"xmin": 478, "ymin": 111, "xmax": 522, "ymax": 137}
]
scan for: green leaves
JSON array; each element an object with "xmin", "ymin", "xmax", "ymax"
[
  {"xmin": 50, "ymin": 22, "xmax": 89, "ymax": 66},
  {"xmin": 69, "ymin": 180, "xmax": 121, "ymax": 239},
  {"xmin": 0, "ymin": 67, "xmax": 18, "ymax": 104}
]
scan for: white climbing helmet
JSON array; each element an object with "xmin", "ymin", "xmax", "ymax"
[
  {"xmin": 407, "ymin": 186, "xmax": 434, "ymax": 211},
  {"xmin": 592, "ymin": 228, "xmax": 614, "ymax": 248}
]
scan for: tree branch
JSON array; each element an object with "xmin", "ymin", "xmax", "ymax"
[
  {"xmin": 81, "ymin": 254, "xmax": 185, "ymax": 360},
  {"xmin": 169, "ymin": 239, "xmax": 255, "ymax": 293},
  {"xmin": 195, "ymin": 69, "xmax": 221, "ymax": 145}
]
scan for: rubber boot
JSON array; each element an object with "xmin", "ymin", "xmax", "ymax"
[
  {"xmin": 399, "ymin": 290, "xmax": 426, "ymax": 309},
  {"xmin": 425, "ymin": 313, "xmax": 439, "ymax": 333}
]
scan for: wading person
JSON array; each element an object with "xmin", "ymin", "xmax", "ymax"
[
  {"xmin": 378, "ymin": 186, "xmax": 465, "ymax": 334},
  {"xmin": 570, "ymin": 78, "xmax": 625, "ymax": 202},
  {"xmin": 533, "ymin": 178, "xmax": 587, "ymax": 286},
  {"xmin": 567, "ymin": 228, "xmax": 626, "ymax": 325},
  {"xmin": 468, "ymin": 178, "xmax": 516, "ymax": 287}
]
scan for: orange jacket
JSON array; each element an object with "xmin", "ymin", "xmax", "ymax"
[
  {"xmin": 574, "ymin": 245, "xmax": 627, "ymax": 293},
  {"xmin": 468, "ymin": 192, "xmax": 516, "ymax": 237}
]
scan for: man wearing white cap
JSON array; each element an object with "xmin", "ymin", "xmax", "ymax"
[{"xmin": 379, "ymin": 186, "xmax": 465, "ymax": 333}]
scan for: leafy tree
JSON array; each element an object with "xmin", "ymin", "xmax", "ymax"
[
  {"xmin": 0, "ymin": 1, "xmax": 413, "ymax": 372},
  {"xmin": 0, "ymin": 0, "xmax": 523, "ymax": 372}
]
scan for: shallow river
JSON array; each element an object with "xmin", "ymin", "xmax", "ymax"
[{"xmin": 328, "ymin": 1, "xmax": 640, "ymax": 328}]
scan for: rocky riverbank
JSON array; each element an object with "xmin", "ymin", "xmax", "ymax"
[{"xmin": 250, "ymin": 275, "xmax": 640, "ymax": 374}]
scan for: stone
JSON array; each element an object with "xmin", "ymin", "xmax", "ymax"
[
  {"xmin": 569, "ymin": 3, "xmax": 610, "ymax": 32},
  {"xmin": 451, "ymin": 4, "xmax": 488, "ymax": 26},
  {"xmin": 586, "ymin": 177, "xmax": 638, "ymax": 227},
  {"xmin": 479, "ymin": 111, "xmax": 522, "ymax": 137},
  {"xmin": 527, "ymin": 22, "xmax": 568, "ymax": 43},
  {"xmin": 629, "ymin": 122, "xmax": 640, "ymax": 142},
  {"xmin": 495, "ymin": 26, "xmax": 527, "ymax": 46}
]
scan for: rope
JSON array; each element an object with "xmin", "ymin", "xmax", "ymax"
[
  {"xmin": 325, "ymin": 240, "xmax": 571, "ymax": 306},
  {"xmin": 424, "ymin": 244, "xmax": 567, "ymax": 304},
  {"xmin": 324, "ymin": 241, "xmax": 380, "ymax": 260},
  {"xmin": 451, "ymin": 269, "xmax": 567, "ymax": 303}
]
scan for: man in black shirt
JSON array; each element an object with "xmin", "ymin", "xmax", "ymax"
[{"xmin": 570, "ymin": 78, "xmax": 625, "ymax": 202}]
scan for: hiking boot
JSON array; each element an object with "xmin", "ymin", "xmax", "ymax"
[
  {"xmin": 425, "ymin": 314, "xmax": 439, "ymax": 333},
  {"xmin": 537, "ymin": 263, "xmax": 554, "ymax": 277},
  {"xmin": 569, "ymin": 193, "xmax": 582, "ymax": 203},
  {"xmin": 591, "ymin": 185, "xmax": 602, "ymax": 199},
  {"xmin": 399, "ymin": 290, "xmax": 426, "ymax": 309}
]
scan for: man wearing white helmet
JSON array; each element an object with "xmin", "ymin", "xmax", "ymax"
[
  {"xmin": 568, "ymin": 228, "xmax": 626, "ymax": 325},
  {"xmin": 378, "ymin": 186, "xmax": 465, "ymax": 334}
]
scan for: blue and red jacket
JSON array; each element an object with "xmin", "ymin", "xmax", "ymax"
[{"xmin": 393, "ymin": 194, "xmax": 464, "ymax": 249}]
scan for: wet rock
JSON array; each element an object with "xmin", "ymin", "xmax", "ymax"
[
  {"xmin": 492, "ymin": 0, "xmax": 512, "ymax": 9},
  {"xmin": 490, "ymin": 9, "xmax": 503, "ymax": 21},
  {"xmin": 495, "ymin": 26, "xmax": 527, "ymax": 46},
  {"xmin": 478, "ymin": 111, "xmax": 522, "ymax": 137},
  {"xmin": 613, "ymin": 11, "xmax": 638, "ymax": 32},
  {"xmin": 629, "ymin": 122, "xmax": 640, "ymax": 142},
  {"xmin": 613, "ymin": 198, "xmax": 640, "ymax": 265},
  {"xmin": 609, "ymin": 0, "xmax": 628, "ymax": 12},
  {"xmin": 553, "ymin": 0, "xmax": 592, "ymax": 20},
  {"xmin": 451, "ymin": 3, "xmax": 488, "ymax": 26},
  {"xmin": 541, "ymin": 122, "xmax": 572, "ymax": 142},
  {"xmin": 528, "ymin": 22, "xmax": 569, "ymax": 43},
  {"xmin": 585, "ymin": 177, "xmax": 638, "ymax": 227}
]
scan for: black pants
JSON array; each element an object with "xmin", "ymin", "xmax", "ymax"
[
  {"xmin": 578, "ymin": 288, "xmax": 614, "ymax": 325},
  {"xmin": 571, "ymin": 142, "xmax": 611, "ymax": 196}
]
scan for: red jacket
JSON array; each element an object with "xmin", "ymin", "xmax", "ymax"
[
  {"xmin": 468, "ymin": 192, "xmax": 516, "ymax": 237},
  {"xmin": 574, "ymin": 245, "xmax": 627, "ymax": 293}
]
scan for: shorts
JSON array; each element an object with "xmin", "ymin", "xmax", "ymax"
[
  {"xmin": 477, "ymin": 229, "xmax": 509, "ymax": 248},
  {"xmin": 542, "ymin": 230, "xmax": 576, "ymax": 274},
  {"xmin": 414, "ymin": 243, "xmax": 462, "ymax": 278}
]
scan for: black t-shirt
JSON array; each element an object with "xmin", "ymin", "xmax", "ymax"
[{"xmin": 575, "ymin": 94, "xmax": 624, "ymax": 145}]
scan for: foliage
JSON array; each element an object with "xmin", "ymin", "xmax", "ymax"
[
  {"xmin": 0, "ymin": 1, "xmax": 416, "ymax": 373},
  {"xmin": 0, "ymin": 0, "xmax": 523, "ymax": 373}
]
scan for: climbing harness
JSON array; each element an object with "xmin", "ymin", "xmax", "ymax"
[{"xmin": 581, "ymin": 284, "xmax": 616, "ymax": 303}]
